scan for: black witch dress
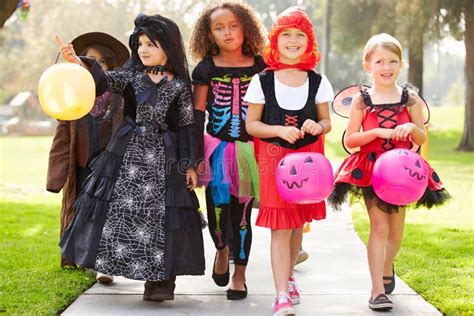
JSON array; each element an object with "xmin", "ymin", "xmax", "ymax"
[{"xmin": 60, "ymin": 59, "xmax": 205, "ymax": 281}]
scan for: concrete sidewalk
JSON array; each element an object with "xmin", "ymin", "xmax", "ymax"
[{"xmin": 62, "ymin": 207, "xmax": 441, "ymax": 315}]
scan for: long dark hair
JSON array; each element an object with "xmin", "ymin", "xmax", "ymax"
[{"xmin": 127, "ymin": 13, "xmax": 190, "ymax": 87}]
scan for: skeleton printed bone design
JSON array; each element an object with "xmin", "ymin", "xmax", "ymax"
[
  {"xmin": 214, "ymin": 206, "xmax": 224, "ymax": 248},
  {"xmin": 210, "ymin": 74, "xmax": 252, "ymax": 138},
  {"xmin": 239, "ymin": 227, "xmax": 247, "ymax": 260}
]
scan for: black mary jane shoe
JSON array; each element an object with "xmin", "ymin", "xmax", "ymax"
[
  {"xmin": 383, "ymin": 266, "xmax": 395, "ymax": 294},
  {"xmin": 226, "ymin": 284, "xmax": 248, "ymax": 300},
  {"xmin": 212, "ymin": 252, "xmax": 229, "ymax": 287}
]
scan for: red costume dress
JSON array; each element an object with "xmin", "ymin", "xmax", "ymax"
[
  {"xmin": 329, "ymin": 86, "xmax": 450, "ymax": 213},
  {"xmin": 247, "ymin": 6, "xmax": 332, "ymax": 228},
  {"xmin": 249, "ymin": 70, "xmax": 329, "ymax": 229}
]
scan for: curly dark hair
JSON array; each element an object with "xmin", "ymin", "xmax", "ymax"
[{"xmin": 189, "ymin": 1, "xmax": 266, "ymax": 62}]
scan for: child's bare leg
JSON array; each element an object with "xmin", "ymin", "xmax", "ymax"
[
  {"xmin": 384, "ymin": 208, "xmax": 406, "ymax": 279},
  {"xmin": 367, "ymin": 200, "xmax": 390, "ymax": 298},
  {"xmin": 271, "ymin": 229, "xmax": 292, "ymax": 294},
  {"xmin": 231, "ymin": 264, "xmax": 247, "ymax": 291},
  {"xmin": 215, "ymin": 246, "xmax": 229, "ymax": 274},
  {"xmin": 289, "ymin": 228, "xmax": 303, "ymax": 276}
]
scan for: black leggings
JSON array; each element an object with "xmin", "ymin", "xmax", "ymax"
[{"xmin": 205, "ymin": 187, "xmax": 253, "ymax": 266}]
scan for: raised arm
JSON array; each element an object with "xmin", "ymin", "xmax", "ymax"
[
  {"xmin": 55, "ymin": 34, "xmax": 131, "ymax": 95},
  {"xmin": 55, "ymin": 34, "xmax": 85, "ymax": 67}
]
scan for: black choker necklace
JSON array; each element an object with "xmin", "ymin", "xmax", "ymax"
[{"xmin": 145, "ymin": 65, "xmax": 167, "ymax": 75}]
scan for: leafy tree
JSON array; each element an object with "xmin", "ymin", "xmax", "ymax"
[
  {"xmin": 330, "ymin": 0, "xmax": 473, "ymax": 150},
  {"xmin": 0, "ymin": 1, "xmax": 204, "ymax": 105},
  {"xmin": 331, "ymin": 0, "xmax": 463, "ymax": 95},
  {"xmin": 448, "ymin": 0, "xmax": 474, "ymax": 151}
]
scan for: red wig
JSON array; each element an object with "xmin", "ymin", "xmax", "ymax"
[{"xmin": 263, "ymin": 6, "xmax": 321, "ymax": 71}]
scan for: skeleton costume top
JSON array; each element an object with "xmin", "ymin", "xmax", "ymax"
[{"xmin": 192, "ymin": 56, "xmax": 266, "ymax": 143}]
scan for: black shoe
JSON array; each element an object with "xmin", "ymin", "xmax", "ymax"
[
  {"xmin": 212, "ymin": 252, "xmax": 229, "ymax": 287},
  {"xmin": 150, "ymin": 277, "xmax": 176, "ymax": 301},
  {"xmin": 143, "ymin": 281, "xmax": 158, "ymax": 301},
  {"xmin": 368, "ymin": 294, "xmax": 393, "ymax": 311},
  {"xmin": 226, "ymin": 284, "xmax": 247, "ymax": 300},
  {"xmin": 383, "ymin": 266, "xmax": 395, "ymax": 294}
]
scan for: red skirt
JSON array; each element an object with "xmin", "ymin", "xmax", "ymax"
[
  {"xmin": 255, "ymin": 138, "xmax": 326, "ymax": 229},
  {"xmin": 328, "ymin": 150, "xmax": 449, "ymax": 212}
]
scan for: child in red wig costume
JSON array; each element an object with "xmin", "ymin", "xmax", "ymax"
[{"xmin": 245, "ymin": 6, "xmax": 334, "ymax": 315}]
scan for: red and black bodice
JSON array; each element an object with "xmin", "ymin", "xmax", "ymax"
[{"xmin": 259, "ymin": 70, "xmax": 322, "ymax": 149}]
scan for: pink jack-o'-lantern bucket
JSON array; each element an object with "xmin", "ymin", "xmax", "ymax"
[
  {"xmin": 372, "ymin": 149, "xmax": 429, "ymax": 205},
  {"xmin": 276, "ymin": 152, "xmax": 333, "ymax": 204}
]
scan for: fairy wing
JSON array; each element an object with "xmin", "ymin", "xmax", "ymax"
[
  {"xmin": 332, "ymin": 84, "xmax": 430, "ymax": 124},
  {"xmin": 331, "ymin": 84, "xmax": 370, "ymax": 118},
  {"xmin": 419, "ymin": 95, "xmax": 430, "ymax": 125},
  {"xmin": 331, "ymin": 85, "xmax": 368, "ymax": 154}
]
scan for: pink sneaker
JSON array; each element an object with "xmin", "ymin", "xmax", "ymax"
[
  {"xmin": 288, "ymin": 276, "xmax": 301, "ymax": 305},
  {"xmin": 272, "ymin": 293, "xmax": 294, "ymax": 316}
]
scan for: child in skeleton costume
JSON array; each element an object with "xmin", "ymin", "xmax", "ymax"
[
  {"xmin": 245, "ymin": 7, "xmax": 333, "ymax": 315},
  {"xmin": 56, "ymin": 14, "xmax": 205, "ymax": 301},
  {"xmin": 189, "ymin": 1, "xmax": 266, "ymax": 300}
]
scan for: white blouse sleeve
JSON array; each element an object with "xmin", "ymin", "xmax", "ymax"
[
  {"xmin": 243, "ymin": 74, "xmax": 266, "ymax": 104},
  {"xmin": 315, "ymin": 74, "xmax": 335, "ymax": 104}
]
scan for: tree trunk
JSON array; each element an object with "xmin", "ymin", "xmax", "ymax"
[
  {"xmin": 0, "ymin": 0, "xmax": 18, "ymax": 27},
  {"xmin": 408, "ymin": 36, "xmax": 424, "ymax": 96},
  {"xmin": 322, "ymin": 0, "xmax": 332, "ymax": 75},
  {"xmin": 457, "ymin": 0, "xmax": 474, "ymax": 151}
]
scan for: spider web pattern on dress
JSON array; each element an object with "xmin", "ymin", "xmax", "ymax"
[{"xmin": 94, "ymin": 69, "xmax": 194, "ymax": 281}]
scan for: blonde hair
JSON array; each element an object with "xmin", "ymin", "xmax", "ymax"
[{"xmin": 363, "ymin": 33, "xmax": 403, "ymax": 62}]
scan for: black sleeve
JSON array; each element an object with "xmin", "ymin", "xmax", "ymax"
[
  {"xmin": 191, "ymin": 58, "xmax": 211, "ymax": 86},
  {"xmin": 80, "ymin": 57, "xmax": 132, "ymax": 95},
  {"xmin": 254, "ymin": 55, "xmax": 267, "ymax": 72},
  {"xmin": 193, "ymin": 109, "xmax": 205, "ymax": 166},
  {"xmin": 175, "ymin": 83, "xmax": 201, "ymax": 169}
]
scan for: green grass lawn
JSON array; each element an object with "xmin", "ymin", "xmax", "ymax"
[
  {"xmin": 0, "ymin": 136, "xmax": 96, "ymax": 315},
  {"xmin": 330, "ymin": 106, "xmax": 474, "ymax": 315},
  {"xmin": 0, "ymin": 106, "xmax": 472, "ymax": 314},
  {"xmin": 0, "ymin": 201, "xmax": 96, "ymax": 315}
]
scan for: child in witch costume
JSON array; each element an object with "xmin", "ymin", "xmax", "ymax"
[
  {"xmin": 328, "ymin": 33, "xmax": 450, "ymax": 311},
  {"xmin": 189, "ymin": 1, "xmax": 266, "ymax": 300},
  {"xmin": 47, "ymin": 32, "xmax": 129, "ymax": 283},
  {"xmin": 56, "ymin": 13, "xmax": 205, "ymax": 301},
  {"xmin": 245, "ymin": 7, "xmax": 333, "ymax": 315}
]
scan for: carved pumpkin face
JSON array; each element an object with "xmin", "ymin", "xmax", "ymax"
[
  {"xmin": 372, "ymin": 149, "xmax": 429, "ymax": 205},
  {"xmin": 276, "ymin": 152, "xmax": 333, "ymax": 204}
]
